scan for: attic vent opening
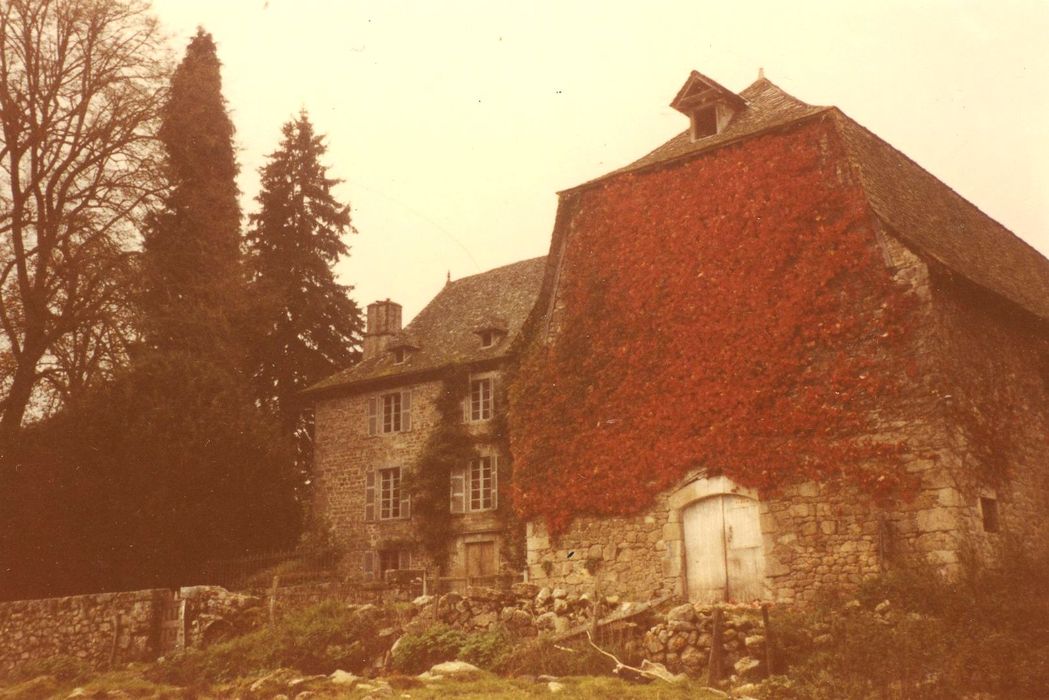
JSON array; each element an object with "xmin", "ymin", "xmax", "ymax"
[
  {"xmin": 480, "ymin": 330, "xmax": 495, "ymax": 348},
  {"xmin": 691, "ymin": 105, "xmax": 718, "ymax": 139}
]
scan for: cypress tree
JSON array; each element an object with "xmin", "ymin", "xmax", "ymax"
[
  {"xmin": 246, "ymin": 111, "xmax": 362, "ymax": 468},
  {"xmin": 143, "ymin": 28, "xmax": 243, "ymax": 360}
]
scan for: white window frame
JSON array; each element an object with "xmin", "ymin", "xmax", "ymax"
[
  {"xmin": 379, "ymin": 467, "xmax": 402, "ymax": 520},
  {"xmin": 469, "ymin": 376, "xmax": 493, "ymax": 422},
  {"xmin": 469, "ymin": 455, "xmax": 497, "ymax": 512},
  {"xmin": 369, "ymin": 390, "xmax": 412, "ymax": 435},
  {"xmin": 383, "ymin": 393, "xmax": 402, "ymax": 432}
]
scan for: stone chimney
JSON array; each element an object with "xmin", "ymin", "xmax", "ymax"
[{"xmin": 363, "ymin": 299, "xmax": 402, "ymax": 360}]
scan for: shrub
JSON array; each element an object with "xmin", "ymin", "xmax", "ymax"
[
  {"xmin": 458, "ymin": 626, "xmax": 514, "ymax": 669},
  {"xmin": 390, "ymin": 624, "xmax": 466, "ymax": 674},
  {"xmin": 150, "ymin": 601, "xmax": 385, "ymax": 684}
]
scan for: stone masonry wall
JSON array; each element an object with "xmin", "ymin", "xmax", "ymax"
[
  {"xmin": 0, "ymin": 589, "xmax": 165, "ymax": 674},
  {"xmin": 314, "ymin": 371, "xmax": 513, "ymax": 580}
]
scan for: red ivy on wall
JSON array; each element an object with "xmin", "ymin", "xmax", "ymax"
[{"xmin": 509, "ymin": 118, "xmax": 918, "ymax": 535}]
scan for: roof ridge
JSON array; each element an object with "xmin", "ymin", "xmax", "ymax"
[{"xmin": 447, "ymin": 255, "xmax": 548, "ymax": 286}]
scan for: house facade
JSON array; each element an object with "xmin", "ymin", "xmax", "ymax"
[
  {"xmin": 306, "ymin": 258, "xmax": 546, "ymax": 584},
  {"xmin": 310, "ymin": 70, "xmax": 1049, "ymax": 605},
  {"xmin": 515, "ymin": 71, "xmax": 1049, "ymax": 604}
]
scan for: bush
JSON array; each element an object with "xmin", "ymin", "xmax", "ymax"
[
  {"xmin": 762, "ymin": 549, "xmax": 1049, "ymax": 699},
  {"xmin": 150, "ymin": 601, "xmax": 386, "ymax": 684},
  {"xmin": 458, "ymin": 626, "xmax": 514, "ymax": 669},
  {"xmin": 390, "ymin": 624, "xmax": 467, "ymax": 674}
]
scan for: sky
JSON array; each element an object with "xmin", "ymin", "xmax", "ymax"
[{"xmin": 150, "ymin": 0, "xmax": 1049, "ymax": 321}]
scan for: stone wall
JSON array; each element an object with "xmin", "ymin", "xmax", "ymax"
[
  {"xmin": 0, "ymin": 589, "xmax": 166, "ymax": 674},
  {"xmin": 313, "ymin": 373, "xmax": 514, "ymax": 581}
]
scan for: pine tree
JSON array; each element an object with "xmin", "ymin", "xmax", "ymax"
[
  {"xmin": 143, "ymin": 28, "xmax": 243, "ymax": 360},
  {"xmin": 246, "ymin": 111, "xmax": 362, "ymax": 443}
]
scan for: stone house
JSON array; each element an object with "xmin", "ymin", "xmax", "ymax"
[
  {"xmin": 310, "ymin": 70, "xmax": 1049, "ymax": 605},
  {"xmin": 305, "ymin": 258, "xmax": 546, "ymax": 585},
  {"xmin": 518, "ymin": 71, "xmax": 1049, "ymax": 604}
]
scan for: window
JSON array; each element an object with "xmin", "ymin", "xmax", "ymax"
[
  {"xmin": 480, "ymin": 330, "xmax": 495, "ymax": 348},
  {"xmin": 469, "ymin": 377, "xmax": 493, "ymax": 421},
  {"xmin": 470, "ymin": 456, "xmax": 496, "ymax": 511},
  {"xmin": 368, "ymin": 390, "xmax": 412, "ymax": 435},
  {"xmin": 380, "ymin": 549, "xmax": 411, "ymax": 579},
  {"xmin": 451, "ymin": 454, "xmax": 498, "ymax": 513},
  {"xmin": 980, "ymin": 497, "xmax": 999, "ymax": 533},
  {"xmin": 392, "ymin": 348, "xmax": 406, "ymax": 364},
  {"xmin": 379, "ymin": 467, "xmax": 402, "ymax": 519},
  {"xmin": 691, "ymin": 105, "xmax": 717, "ymax": 139},
  {"xmin": 365, "ymin": 466, "xmax": 409, "ymax": 521}
]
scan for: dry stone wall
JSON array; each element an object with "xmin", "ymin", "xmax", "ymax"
[{"xmin": 0, "ymin": 589, "xmax": 165, "ymax": 674}]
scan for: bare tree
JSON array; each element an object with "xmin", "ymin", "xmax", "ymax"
[{"xmin": 0, "ymin": 0, "xmax": 166, "ymax": 436}]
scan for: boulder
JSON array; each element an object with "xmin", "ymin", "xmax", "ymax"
[
  {"xmin": 552, "ymin": 598, "xmax": 569, "ymax": 615},
  {"xmin": 424, "ymin": 660, "xmax": 484, "ymax": 680},
  {"xmin": 329, "ymin": 670, "xmax": 361, "ymax": 686},
  {"xmin": 536, "ymin": 587, "xmax": 552, "ymax": 606},
  {"xmin": 413, "ymin": 595, "xmax": 434, "ymax": 607},
  {"xmin": 667, "ymin": 603, "xmax": 696, "ymax": 624},
  {"xmin": 551, "ymin": 588, "xmax": 568, "ymax": 600},
  {"xmin": 512, "ymin": 582, "xmax": 539, "ymax": 599},
  {"xmin": 548, "ymin": 681, "xmax": 565, "ymax": 693},
  {"xmin": 680, "ymin": 645, "xmax": 706, "ymax": 673},
  {"xmin": 248, "ymin": 668, "xmax": 300, "ymax": 697},
  {"xmin": 733, "ymin": 656, "xmax": 762, "ymax": 679}
]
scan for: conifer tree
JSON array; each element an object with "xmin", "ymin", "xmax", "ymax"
[
  {"xmin": 143, "ymin": 28, "xmax": 243, "ymax": 360},
  {"xmin": 246, "ymin": 111, "xmax": 362, "ymax": 447}
]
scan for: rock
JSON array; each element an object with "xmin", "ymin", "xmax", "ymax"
[
  {"xmin": 509, "ymin": 609, "xmax": 534, "ymax": 628},
  {"xmin": 733, "ymin": 656, "xmax": 762, "ymax": 679},
  {"xmin": 553, "ymin": 598, "xmax": 569, "ymax": 614},
  {"xmin": 425, "ymin": 660, "xmax": 485, "ymax": 679},
  {"xmin": 605, "ymin": 595, "xmax": 621, "ymax": 606},
  {"xmin": 329, "ymin": 669, "xmax": 361, "ymax": 686},
  {"xmin": 512, "ymin": 582, "xmax": 539, "ymax": 599},
  {"xmin": 640, "ymin": 660, "xmax": 687, "ymax": 683},
  {"xmin": 249, "ymin": 668, "xmax": 299, "ymax": 696},
  {"xmin": 744, "ymin": 635, "xmax": 765, "ymax": 654},
  {"xmin": 537, "ymin": 674, "xmax": 559, "ymax": 682},
  {"xmin": 288, "ymin": 675, "xmax": 327, "ymax": 689},
  {"xmin": 734, "ymin": 683, "xmax": 761, "ymax": 697},
  {"xmin": 668, "ymin": 634, "xmax": 688, "ymax": 653},
  {"xmin": 667, "ymin": 603, "xmax": 696, "ymax": 623},
  {"xmin": 646, "ymin": 634, "xmax": 665, "ymax": 655},
  {"xmin": 535, "ymin": 611, "xmax": 559, "ymax": 631},
  {"xmin": 413, "ymin": 594, "xmax": 434, "ymax": 607},
  {"xmin": 548, "ymin": 681, "xmax": 565, "ymax": 693},
  {"xmin": 66, "ymin": 691, "xmax": 88, "ymax": 699},
  {"xmin": 680, "ymin": 645, "xmax": 706, "ymax": 672},
  {"xmin": 536, "ymin": 587, "xmax": 552, "ymax": 606},
  {"xmin": 294, "ymin": 693, "xmax": 317, "ymax": 700},
  {"xmin": 875, "ymin": 599, "xmax": 891, "ymax": 614},
  {"xmin": 813, "ymin": 633, "xmax": 833, "ymax": 646},
  {"xmin": 551, "ymin": 587, "xmax": 567, "ymax": 600},
  {"xmin": 844, "ymin": 599, "xmax": 861, "ymax": 611},
  {"xmin": 472, "ymin": 611, "xmax": 498, "ymax": 628}
]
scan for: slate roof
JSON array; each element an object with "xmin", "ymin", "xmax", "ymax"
[
  {"xmin": 568, "ymin": 75, "xmax": 1049, "ymax": 323},
  {"xmin": 307, "ymin": 256, "xmax": 547, "ymax": 395}
]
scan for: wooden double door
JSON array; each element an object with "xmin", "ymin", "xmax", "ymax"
[{"xmin": 683, "ymin": 494, "xmax": 765, "ymax": 602}]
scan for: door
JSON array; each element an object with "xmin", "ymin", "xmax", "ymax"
[
  {"xmin": 465, "ymin": 541, "xmax": 496, "ymax": 583},
  {"xmin": 683, "ymin": 494, "xmax": 765, "ymax": 602}
]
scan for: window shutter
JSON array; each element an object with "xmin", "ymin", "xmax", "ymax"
[
  {"xmin": 491, "ymin": 455, "xmax": 499, "ymax": 510},
  {"xmin": 364, "ymin": 469, "xmax": 375, "ymax": 521},
  {"xmin": 401, "ymin": 390, "xmax": 412, "ymax": 432},
  {"xmin": 400, "ymin": 467, "xmax": 411, "ymax": 519},
  {"xmin": 490, "ymin": 376, "xmax": 498, "ymax": 414},
  {"xmin": 368, "ymin": 397, "xmax": 378, "ymax": 436},
  {"xmin": 362, "ymin": 551, "xmax": 375, "ymax": 581},
  {"xmin": 450, "ymin": 465, "xmax": 466, "ymax": 514}
]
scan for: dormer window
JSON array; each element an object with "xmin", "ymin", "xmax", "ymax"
[
  {"xmin": 691, "ymin": 105, "xmax": 718, "ymax": 139},
  {"xmin": 670, "ymin": 70, "xmax": 746, "ymax": 143},
  {"xmin": 480, "ymin": 330, "xmax": 495, "ymax": 348},
  {"xmin": 392, "ymin": 348, "xmax": 407, "ymax": 364},
  {"xmin": 473, "ymin": 317, "xmax": 508, "ymax": 348}
]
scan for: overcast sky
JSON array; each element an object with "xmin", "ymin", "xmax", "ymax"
[{"xmin": 150, "ymin": 0, "xmax": 1049, "ymax": 321}]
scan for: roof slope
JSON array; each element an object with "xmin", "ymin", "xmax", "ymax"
[
  {"xmin": 571, "ymin": 77, "xmax": 828, "ymax": 189},
  {"xmin": 835, "ymin": 114, "xmax": 1049, "ymax": 320},
  {"xmin": 570, "ymin": 76, "xmax": 1049, "ymax": 322},
  {"xmin": 307, "ymin": 256, "xmax": 547, "ymax": 394}
]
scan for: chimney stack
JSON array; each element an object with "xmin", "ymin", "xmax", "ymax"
[{"xmin": 363, "ymin": 299, "xmax": 402, "ymax": 360}]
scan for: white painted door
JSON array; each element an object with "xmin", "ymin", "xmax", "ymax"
[{"xmin": 683, "ymin": 495, "xmax": 765, "ymax": 602}]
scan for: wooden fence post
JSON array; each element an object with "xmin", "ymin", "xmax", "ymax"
[
  {"xmin": 762, "ymin": 603, "xmax": 774, "ymax": 676},
  {"xmin": 708, "ymin": 606, "xmax": 724, "ymax": 685}
]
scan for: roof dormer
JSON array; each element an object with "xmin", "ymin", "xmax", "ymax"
[
  {"xmin": 671, "ymin": 70, "xmax": 746, "ymax": 141},
  {"xmin": 473, "ymin": 316, "xmax": 508, "ymax": 349},
  {"xmin": 386, "ymin": 333, "xmax": 420, "ymax": 365}
]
